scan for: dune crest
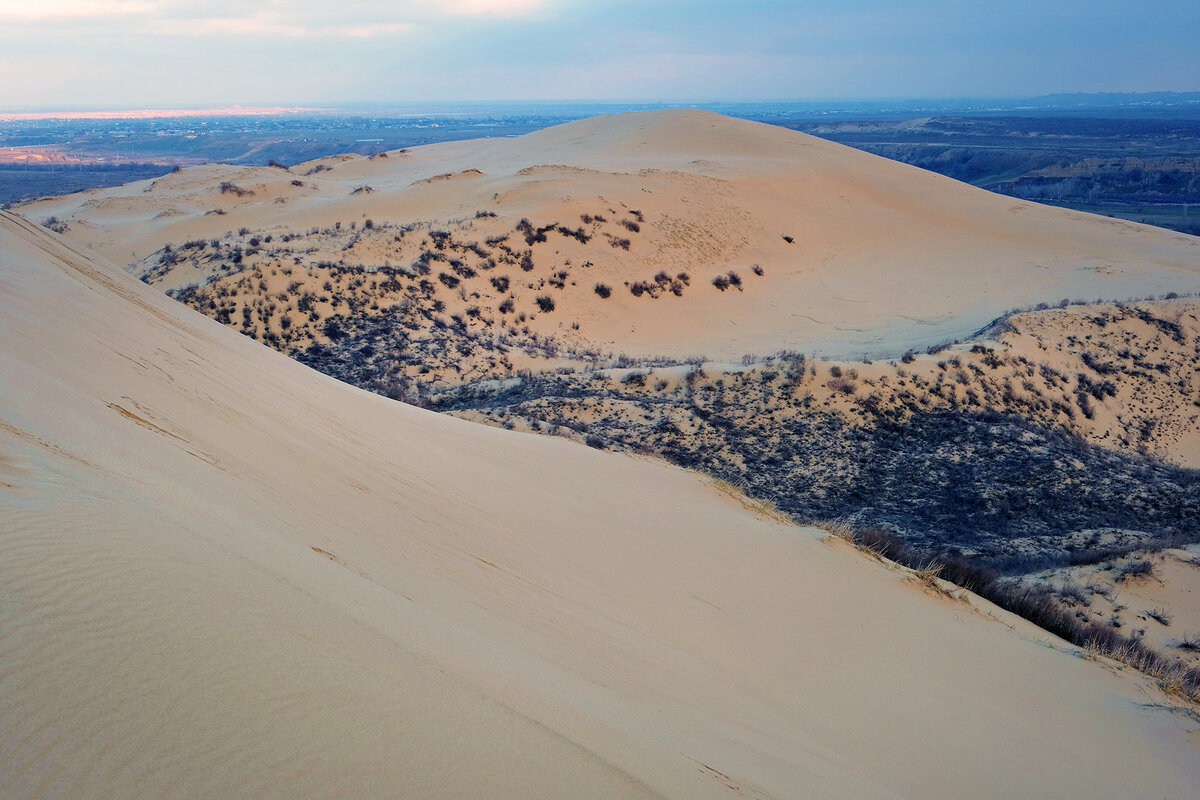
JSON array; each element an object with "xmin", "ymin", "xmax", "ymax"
[
  {"xmin": 3, "ymin": 210, "xmax": 1200, "ymax": 797},
  {"xmin": 20, "ymin": 109, "xmax": 1199, "ymax": 361}
]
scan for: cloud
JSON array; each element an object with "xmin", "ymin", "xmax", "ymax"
[
  {"xmin": 145, "ymin": 16, "xmax": 414, "ymax": 39},
  {"xmin": 148, "ymin": 15, "xmax": 313, "ymax": 38},
  {"xmin": 0, "ymin": 1, "xmax": 548, "ymax": 30},
  {"xmin": 334, "ymin": 22, "xmax": 414, "ymax": 38},
  {"xmin": 433, "ymin": 0, "xmax": 547, "ymax": 17},
  {"xmin": 0, "ymin": 0, "xmax": 156, "ymax": 19}
]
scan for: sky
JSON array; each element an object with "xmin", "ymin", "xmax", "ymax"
[{"xmin": 0, "ymin": 0, "xmax": 1197, "ymax": 109}]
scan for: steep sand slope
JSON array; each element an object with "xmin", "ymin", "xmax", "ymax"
[
  {"xmin": 21, "ymin": 110, "xmax": 1200, "ymax": 359},
  {"xmin": 2, "ymin": 210, "xmax": 1199, "ymax": 798}
]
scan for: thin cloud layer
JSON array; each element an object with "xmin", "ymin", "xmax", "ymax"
[
  {"xmin": 0, "ymin": 0, "xmax": 1195, "ymax": 107},
  {"xmin": 0, "ymin": 0, "xmax": 156, "ymax": 19},
  {"xmin": 0, "ymin": 0, "xmax": 548, "ymax": 30}
]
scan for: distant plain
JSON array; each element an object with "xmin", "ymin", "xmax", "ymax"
[{"xmin": 4, "ymin": 94, "xmax": 1199, "ymax": 235}]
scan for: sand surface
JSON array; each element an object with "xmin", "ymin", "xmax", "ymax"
[
  {"xmin": 3, "ymin": 210, "xmax": 1200, "ymax": 797},
  {"xmin": 20, "ymin": 110, "xmax": 1200, "ymax": 360}
]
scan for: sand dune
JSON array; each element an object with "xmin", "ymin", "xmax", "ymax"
[
  {"xmin": 20, "ymin": 110, "xmax": 1200, "ymax": 360},
  {"xmin": 3, "ymin": 211, "xmax": 1200, "ymax": 797}
]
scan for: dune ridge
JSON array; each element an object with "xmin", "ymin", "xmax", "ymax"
[
  {"xmin": 3, "ymin": 208, "xmax": 1200, "ymax": 798},
  {"xmin": 20, "ymin": 110, "xmax": 1200, "ymax": 362}
]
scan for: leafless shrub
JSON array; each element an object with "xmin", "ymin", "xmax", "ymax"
[
  {"xmin": 1117, "ymin": 558, "xmax": 1156, "ymax": 582},
  {"xmin": 219, "ymin": 182, "xmax": 253, "ymax": 197},
  {"xmin": 1147, "ymin": 608, "xmax": 1172, "ymax": 626}
]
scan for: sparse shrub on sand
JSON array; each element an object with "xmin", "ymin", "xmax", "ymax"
[
  {"xmin": 712, "ymin": 271, "xmax": 742, "ymax": 291},
  {"xmin": 1118, "ymin": 558, "xmax": 1156, "ymax": 582},
  {"xmin": 555, "ymin": 224, "xmax": 591, "ymax": 243},
  {"xmin": 535, "ymin": 295, "xmax": 555, "ymax": 312},
  {"xmin": 827, "ymin": 377, "xmax": 856, "ymax": 395},
  {"xmin": 517, "ymin": 218, "xmax": 552, "ymax": 245},
  {"xmin": 1147, "ymin": 608, "xmax": 1172, "ymax": 626},
  {"xmin": 594, "ymin": 283, "xmax": 612, "ymax": 298},
  {"xmin": 629, "ymin": 280, "xmax": 657, "ymax": 298},
  {"xmin": 622, "ymin": 371, "xmax": 648, "ymax": 387},
  {"xmin": 825, "ymin": 522, "xmax": 1200, "ymax": 701},
  {"xmin": 219, "ymin": 182, "xmax": 253, "ymax": 197}
]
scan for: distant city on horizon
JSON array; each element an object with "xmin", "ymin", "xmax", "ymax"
[
  {"xmin": 4, "ymin": 91, "xmax": 1199, "ymax": 237},
  {"xmin": 4, "ymin": 90, "xmax": 1200, "ymax": 120}
]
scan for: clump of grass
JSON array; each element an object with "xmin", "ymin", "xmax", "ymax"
[
  {"xmin": 1117, "ymin": 558, "xmax": 1156, "ymax": 582},
  {"xmin": 912, "ymin": 561, "xmax": 955, "ymax": 597},
  {"xmin": 219, "ymin": 181, "xmax": 253, "ymax": 197},
  {"xmin": 826, "ymin": 521, "xmax": 1200, "ymax": 702},
  {"xmin": 1173, "ymin": 633, "xmax": 1200, "ymax": 652},
  {"xmin": 711, "ymin": 479, "xmax": 792, "ymax": 524},
  {"xmin": 1147, "ymin": 608, "xmax": 1172, "ymax": 626},
  {"xmin": 1056, "ymin": 582, "xmax": 1091, "ymax": 607}
]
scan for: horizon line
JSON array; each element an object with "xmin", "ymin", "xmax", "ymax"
[{"xmin": 4, "ymin": 90, "xmax": 1200, "ymax": 120}]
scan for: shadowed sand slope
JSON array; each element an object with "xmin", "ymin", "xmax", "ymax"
[
  {"xmin": 2, "ymin": 209, "xmax": 1199, "ymax": 798},
  {"xmin": 21, "ymin": 110, "xmax": 1200, "ymax": 360}
]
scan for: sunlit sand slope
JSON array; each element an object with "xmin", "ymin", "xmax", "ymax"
[
  {"xmin": 21, "ymin": 110, "xmax": 1200, "ymax": 359},
  {"xmin": 2, "ymin": 211, "xmax": 1199, "ymax": 798}
]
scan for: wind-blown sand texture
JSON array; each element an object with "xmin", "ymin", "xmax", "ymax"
[
  {"xmin": 3, "ymin": 210, "xmax": 1200, "ymax": 797},
  {"xmin": 20, "ymin": 110, "xmax": 1200, "ymax": 361}
]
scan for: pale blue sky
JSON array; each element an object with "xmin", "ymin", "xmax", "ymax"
[{"xmin": 0, "ymin": 0, "xmax": 1196, "ymax": 108}]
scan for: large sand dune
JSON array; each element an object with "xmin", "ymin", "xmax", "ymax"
[
  {"xmin": 19, "ymin": 110, "xmax": 1200, "ymax": 359},
  {"xmin": 3, "ymin": 211, "xmax": 1200, "ymax": 797}
]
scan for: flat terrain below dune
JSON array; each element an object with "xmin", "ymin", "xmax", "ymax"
[
  {"xmin": 3, "ymin": 210, "xmax": 1200, "ymax": 798},
  {"xmin": 19, "ymin": 109, "xmax": 1200, "ymax": 361}
]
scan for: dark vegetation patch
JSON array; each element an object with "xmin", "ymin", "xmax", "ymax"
[
  {"xmin": 829, "ymin": 524, "xmax": 1200, "ymax": 700},
  {"xmin": 139, "ymin": 191, "xmax": 1198, "ymax": 695},
  {"xmin": 436, "ymin": 372, "xmax": 1200, "ymax": 574}
]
